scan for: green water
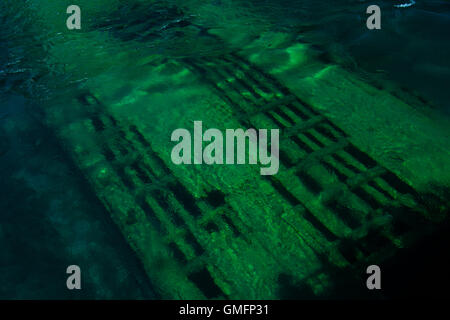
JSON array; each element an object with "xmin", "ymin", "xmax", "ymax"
[{"xmin": 1, "ymin": 0, "xmax": 449, "ymax": 299}]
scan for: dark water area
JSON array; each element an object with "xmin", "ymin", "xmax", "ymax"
[
  {"xmin": 0, "ymin": 95, "xmax": 156, "ymax": 299},
  {"xmin": 1, "ymin": 0, "xmax": 449, "ymax": 299},
  {"xmin": 0, "ymin": 1, "xmax": 155, "ymax": 299}
]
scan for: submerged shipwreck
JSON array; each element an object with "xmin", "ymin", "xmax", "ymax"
[{"xmin": 8, "ymin": 1, "xmax": 450, "ymax": 298}]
